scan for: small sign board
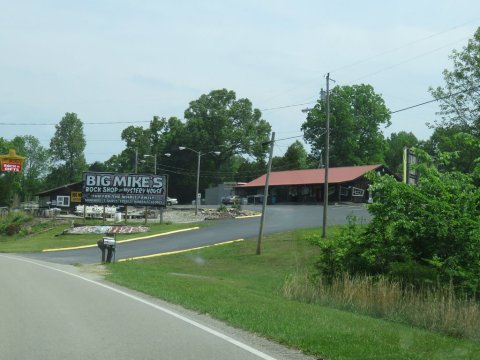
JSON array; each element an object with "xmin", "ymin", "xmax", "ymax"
[
  {"xmin": 403, "ymin": 148, "xmax": 419, "ymax": 185},
  {"xmin": 2, "ymin": 160, "xmax": 22, "ymax": 172},
  {"xmin": 0, "ymin": 149, "xmax": 25, "ymax": 172},
  {"xmin": 82, "ymin": 172, "xmax": 167, "ymax": 206},
  {"xmin": 71, "ymin": 191, "xmax": 82, "ymax": 203}
]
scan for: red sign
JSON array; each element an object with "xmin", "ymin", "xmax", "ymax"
[{"xmin": 1, "ymin": 160, "xmax": 22, "ymax": 172}]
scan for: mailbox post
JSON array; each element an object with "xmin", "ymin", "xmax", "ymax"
[{"xmin": 97, "ymin": 233, "xmax": 116, "ymax": 263}]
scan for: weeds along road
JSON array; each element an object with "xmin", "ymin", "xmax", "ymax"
[
  {"xmin": 0, "ymin": 254, "xmax": 314, "ymax": 360},
  {"xmin": 25, "ymin": 204, "xmax": 370, "ymax": 265}
]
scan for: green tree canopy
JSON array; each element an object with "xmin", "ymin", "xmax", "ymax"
[
  {"xmin": 115, "ymin": 116, "xmax": 185, "ymax": 174},
  {"xmin": 49, "ymin": 112, "xmax": 87, "ymax": 185},
  {"xmin": 272, "ymin": 140, "xmax": 309, "ymax": 170},
  {"xmin": 177, "ymin": 89, "xmax": 271, "ymax": 200},
  {"xmin": 9, "ymin": 135, "xmax": 51, "ymax": 200},
  {"xmin": 428, "ymin": 27, "xmax": 480, "ymax": 174},
  {"xmin": 385, "ymin": 131, "xmax": 418, "ymax": 174},
  {"xmin": 0, "ymin": 138, "xmax": 20, "ymax": 206},
  {"xmin": 183, "ymin": 89, "xmax": 271, "ymax": 162},
  {"xmin": 430, "ymin": 27, "xmax": 480, "ymax": 134},
  {"xmin": 302, "ymin": 84, "xmax": 391, "ymax": 167},
  {"xmin": 422, "ymin": 127, "xmax": 480, "ymax": 174}
]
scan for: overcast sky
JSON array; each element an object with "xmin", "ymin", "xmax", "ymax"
[{"xmin": 1, "ymin": 0, "xmax": 479, "ymax": 163}]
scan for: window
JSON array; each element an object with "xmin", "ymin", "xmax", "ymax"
[{"xmin": 57, "ymin": 195, "xmax": 70, "ymax": 207}]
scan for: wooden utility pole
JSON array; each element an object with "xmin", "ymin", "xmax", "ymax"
[
  {"xmin": 256, "ymin": 131, "xmax": 275, "ymax": 255},
  {"xmin": 322, "ymin": 73, "xmax": 331, "ymax": 238}
]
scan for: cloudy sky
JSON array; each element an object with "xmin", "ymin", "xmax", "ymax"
[{"xmin": 1, "ymin": 0, "xmax": 479, "ymax": 163}]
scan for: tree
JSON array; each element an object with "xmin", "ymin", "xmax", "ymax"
[
  {"xmin": 180, "ymin": 89, "xmax": 271, "ymax": 198},
  {"xmin": 115, "ymin": 116, "xmax": 185, "ymax": 174},
  {"xmin": 427, "ymin": 27, "xmax": 480, "ymax": 175},
  {"xmin": 302, "ymin": 84, "xmax": 391, "ymax": 167},
  {"xmin": 272, "ymin": 140, "xmax": 309, "ymax": 170},
  {"xmin": 9, "ymin": 135, "xmax": 51, "ymax": 200},
  {"xmin": 234, "ymin": 158, "xmax": 267, "ymax": 183},
  {"xmin": 0, "ymin": 137, "xmax": 20, "ymax": 206},
  {"xmin": 420, "ymin": 127, "xmax": 480, "ymax": 174},
  {"xmin": 384, "ymin": 131, "xmax": 418, "ymax": 174},
  {"xmin": 49, "ymin": 112, "xmax": 87, "ymax": 185},
  {"xmin": 183, "ymin": 89, "xmax": 271, "ymax": 164},
  {"xmin": 430, "ymin": 27, "xmax": 480, "ymax": 134}
]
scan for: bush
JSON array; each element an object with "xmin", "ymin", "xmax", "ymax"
[
  {"xmin": 310, "ymin": 214, "xmax": 367, "ymax": 282},
  {"xmin": 5, "ymin": 223, "xmax": 21, "ymax": 236},
  {"xmin": 311, "ymin": 149, "xmax": 480, "ymax": 296},
  {"xmin": 0, "ymin": 211, "xmax": 33, "ymax": 236},
  {"xmin": 231, "ymin": 203, "xmax": 242, "ymax": 211},
  {"xmin": 217, "ymin": 205, "xmax": 228, "ymax": 212},
  {"xmin": 365, "ymin": 154, "xmax": 480, "ymax": 295}
]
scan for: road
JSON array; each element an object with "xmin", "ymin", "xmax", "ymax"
[
  {"xmin": 25, "ymin": 204, "xmax": 370, "ymax": 265},
  {"xmin": 0, "ymin": 254, "xmax": 313, "ymax": 360},
  {"xmin": 1, "ymin": 205, "xmax": 366, "ymax": 359},
  {"xmin": 26, "ymin": 204, "xmax": 370, "ymax": 264}
]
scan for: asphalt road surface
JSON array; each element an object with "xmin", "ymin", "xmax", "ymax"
[
  {"xmin": 0, "ymin": 254, "xmax": 314, "ymax": 360},
  {"xmin": 1, "ymin": 205, "xmax": 366, "ymax": 359},
  {"xmin": 26, "ymin": 204, "xmax": 370, "ymax": 265}
]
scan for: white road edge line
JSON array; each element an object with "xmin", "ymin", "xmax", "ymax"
[{"xmin": 0, "ymin": 254, "xmax": 277, "ymax": 360}]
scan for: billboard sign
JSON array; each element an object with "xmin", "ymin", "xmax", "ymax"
[
  {"xmin": 0, "ymin": 149, "xmax": 25, "ymax": 172},
  {"xmin": 82, "ymin": 172, "xmax": 167, "ymax": 206},
  {"xmin": 2, "ymin": 159, "xmax": 22, "ymax": 172},
  {"xmin": 403, "ymin": 148, "xmax": 418, "ymax": 185},
  {"xmin": 71, "ymin": 191, "xmax": 82, "ymax": 203}
]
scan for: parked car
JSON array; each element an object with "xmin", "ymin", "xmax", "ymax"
[
  {"xmin": 166, "ymin": 197, "xmax": 178, "ymax": 206},
  {"xmin": 221, "ymin": 195, "xmax": 240, "ymax": 205}
]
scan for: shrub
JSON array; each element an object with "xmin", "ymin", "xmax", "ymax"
[
  {"xmin": 217, "ymin": 205, "xmax": 228, "ymax": 212},
  {"xmin": 365, "ymin": 153, "xmax": 480, "ymax": 295},
  {"xmin": 231, "ymin": 203, "xmax": 242, "ymax": 211},
  {"xmin": 5, "ymin": 223, "xmax": 21, "ymax": 236},
  {"xmin": 311, "ymin": 149, "xmax": 480, "ymax": 296}
]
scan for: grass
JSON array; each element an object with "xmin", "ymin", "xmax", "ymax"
[
  {"xmin": 283, "ymin": 271, "xmax": 480, "ymax": 340},
  {"xmin": 106, "ymin": 227, "xmax": 480, "ymax": 359},
  {"xmin": 0, "ymin": 218, "xmax": 201, "ymax": 252}
]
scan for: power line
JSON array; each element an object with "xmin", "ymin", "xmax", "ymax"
[
  {"xmin": 351, "ymin": 36, "xmax": 470, "ymax": 82},
  {"xmin": 261, "ymin": 101, "xmax": 316, "ymax": 112},
  {"xmin": 258, "ymin": 18, "xmax": 479, "ymax": 105},
  {"xmin": 329, "ymin": 19, "xmax": 479, "ymax": 74},
  {"xmin": 389, "ymin": 84, "xmax": 480, "ymax": 115}
]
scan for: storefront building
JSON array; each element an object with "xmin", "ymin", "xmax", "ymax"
[{"xmin": 236, "ymin": 164, "xmax": 393, "ymax": 204}]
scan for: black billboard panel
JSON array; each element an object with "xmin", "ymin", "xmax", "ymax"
[{"xmin": 82, "ymin": 172, "xmax": 167, "ymax": 206}]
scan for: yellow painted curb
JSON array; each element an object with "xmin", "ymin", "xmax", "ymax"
[
  {"xmin": 119, "ymin": 238, "xmax": 244, "ymax": 262},
  {"xmin": 42, "ymin": 243, "xmax": 98, "ymax": 252},
  {"xmin": 234, "ymin": 214, "xmax": 261, "ymax": 219},
  {"xmin": 42, "ymin": 227, "xmax": 200, "ymax": 253}
]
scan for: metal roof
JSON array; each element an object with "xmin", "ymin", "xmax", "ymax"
[
  {"xmin": 237, "ymin": 165, "xmax": 383, "ymax": 188},
  {"xmin": 36, "ymin": 181, "xmax": 82, "ymax": 196}
]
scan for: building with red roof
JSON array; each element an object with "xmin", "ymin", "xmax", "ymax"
[{"xmin": 236, "ymin": 164, "xmax": 392, "ymax": 204}]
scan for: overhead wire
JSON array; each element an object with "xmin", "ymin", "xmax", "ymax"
[{"xmin": 257, "ymin": 18, "xmax": 479, "ymax": 105}]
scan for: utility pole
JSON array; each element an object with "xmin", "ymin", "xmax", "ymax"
[
  {"xmin": 322, "ymin": 73, "xmax": 331, "ymax": 238},
  {"xmin": 135, "ymin": 148, "xmax": 138, "ymax": 174},
  {"xmin": 256, "ymin": 131, "xmax": 275, "ymax": 255}
]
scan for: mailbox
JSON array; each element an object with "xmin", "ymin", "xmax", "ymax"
[
  {"xmin": 102, "ymin": 237, "xmax": 116, "ymax": 246},
  {"xmin": 97, "ymin": 235, "xmax": 116, "ymax": 263}
]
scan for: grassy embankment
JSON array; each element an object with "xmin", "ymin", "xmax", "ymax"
[
  {"xmin": 106, "ymin": 227, "xmax": 480, "ymax": 359},
  {"xmin": 0, "ymin": 215, "xmax": 200, "ymax": 253}
]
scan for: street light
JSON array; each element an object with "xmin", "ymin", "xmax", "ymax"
[
  {"xmin": 179, "ymin": 146, "xmax": 220, "ymax": 215},
  {"xmin": 143, "ymin": 153, "xmax": 171, "ymax": 175}
]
